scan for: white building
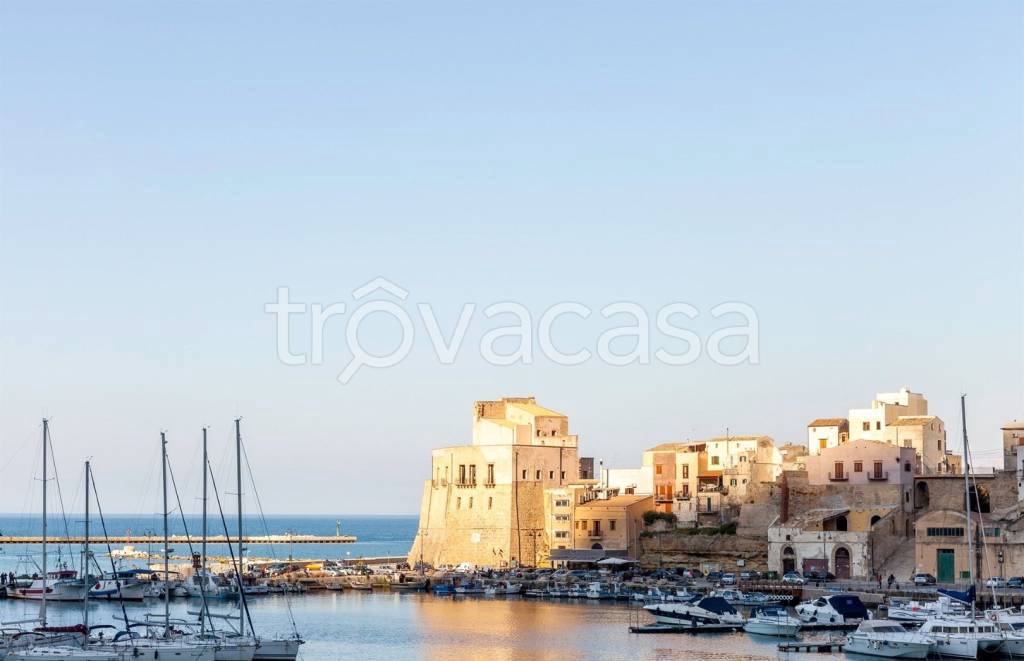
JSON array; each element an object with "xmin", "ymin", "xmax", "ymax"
[
  {"xmin": 807, "ymin": 418, "xmax": 849, "ymax": 456},
  {"xmin": 848, "ymin": 387, "xmax": 928, "ymax": 443}
]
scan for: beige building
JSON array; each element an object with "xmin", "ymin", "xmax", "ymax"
[
  {"xmin": 805, "ymin": 439, "xmax": 915, "ymax": 493},
  {"xmin": 644, "ymin": 436, "xmax": 781, "ymax": 526},
  {"xmin": 571, "ymin": 493, "xmax": 651, "ymax": 560},
  {"xmin": 408, "ymin": 397, "xmax": 582, "ymax": 569},
  {"xmin": 1003, "ymin": 421, "xmax": 1024, "ymax": 472},
  {"xmin": 848, "ymin": 387, "xmax": 929, "ymax": 442},
  {"xmin": 807, "ymin": 418, "xmax": 850, "ymax": 456}
]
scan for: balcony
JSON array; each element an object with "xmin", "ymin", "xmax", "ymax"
[
  {"xmin": 655, "ymin": 494, "xmax": 674, "ymax": 503},
  {"xmin": 483, "ymin": 481, "xmax": 496, "ymax": 488},
  {"xmin": 454, "ymin": 480, "xmax": 477, "ymax": 488},
  {"xmin": 867, "ymin": 471, "xmax": 889, "ymax": 482},
  {"xmin": 588, "ymin": 531, "xmax": 604, "ymax": 539},
  {"xmin": 828, "ymin": 472, "xmax": 848, "ymax": 482},
  {"xmin": 675, "ymin": 491, "xmax": 691, "ymax": 500}
]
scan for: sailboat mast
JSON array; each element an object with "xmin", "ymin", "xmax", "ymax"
[
  {"xmin": 162, "ymin": 431, "xmax": 170, "ymax": 633},
  {"xmin": 83, "ymin": 460, "xmax": 90, "ymax": 642},
  {"xmin": 41, "ymin": 418, "xmax": 49, "ymax": 625},
  {"xmin": 235, "ymin": 418, "xmax": 245, "ymax": 638},
  {"xmin": 201, "ymin": 426, "xmax": 208, "ymax": 635},
  {"xmin": 961, "ymin": 394, "xmax": 975, "ymax": 623}
]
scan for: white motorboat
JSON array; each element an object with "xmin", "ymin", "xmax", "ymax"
[
  {"xmin": 795, "ymin": 594, "xmax": 869, "ymax": 624},
  {"xmin": 742, "ymin": 606, "xmax": 801, "ymax": 637},
  {"xmin": 186, "ymin": 571, "xmax": 234, "ymax": 600},
  {"xmin": 643, "ymin": 596, "xmax": 745, "ymax": 627},
  {"xmin": 918, "ymin": 617, "xmax": 1003, "ymax": 658},
  {"xmin": 986, "ymin": 608, "xmax": 1024, "ymax": 656},
  {"xmin": 584, "ymin": 582, "xmax": 614, "ymax": 600},
  {"xmin": 9, "ymin": 570, "xmax": 88, "ymax": 603},
  {"xmin": 843, "ymin": 619, "xmax": 931, "ymax": 658},
  {"xmin": 89, "ymin": 572, "xmax": 148, "ymax": 601},
  {"xmin": 484, "ymin": 581, "xmax": 521, "ymax": 596},
  {"xmin": 887, "ymin": 596, "xmax": 965, "ymax": 622}
]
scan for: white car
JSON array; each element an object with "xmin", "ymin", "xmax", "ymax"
[
  {"xmin": 782, "ymin": 572, "xmax": 806, "ymax": 585},
  {"xmin": 985, "ymin": 577, "xmax": 1007, "ymax": 588}
]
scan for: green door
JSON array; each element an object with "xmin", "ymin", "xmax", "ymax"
[{"xmin": 937, "ymin": 549, "xmax": 955, "ymax": 583}]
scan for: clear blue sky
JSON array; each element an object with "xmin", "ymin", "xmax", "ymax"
[{"xmin": 1, "ymin": 2, "xmax": 1021, "ymax": 515}]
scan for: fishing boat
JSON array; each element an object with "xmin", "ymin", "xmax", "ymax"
[
  {"xmin": 643, "ymin": 596, "xmax": 745, "ymax": 627},
  {"xmin": 432, "ymin": 583, "xmax": 454, "ymax": 596},
  {"xmin": 89, "ymin": 572, "xmax": 149, "ymax": 602},
  {"xmin": 742, "ymin": 606, "xmax": 801, "ymax": 637},
  {"xmin": 843, "ymin": 620, "xmax": 931, "ymax": 658},
  {"xmin": 795, "ymin": 594, "xmax": 868, "ymax": 624},
  {"xmin": 483, "ymin": 581, "xmax": 521, "ymax": 596},
  {"xmin": 584, "ymin": 582, "xmax": 615, "ymax": 600},
  {"xmin": 389, "ymin": 577, "xmax": 427, "ymax": 592},
  {"xmin": 453, "ymin": 582, "xmax": 485, "ymax": 595},
  {"xmin": 10, "ymin": 570, "xmax": 88, "ymax": 603}
]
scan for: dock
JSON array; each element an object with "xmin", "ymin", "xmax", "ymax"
[
  {"xmin": 0, "ymin": 534, "xmax": 356, "ymax": 545},
  {"xmin": 778, "ymin": 639, "xmax": 845, "ymax": 653},
  {"xmin": 629, "ymin": 623, "xmax": 743, "ymax": 634}
]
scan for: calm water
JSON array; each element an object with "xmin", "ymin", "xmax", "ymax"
[
  {"xmin": 0, "ymin": 514, "xmax": 418, "ymax": 573},
  {"xmin": 0, "ymin": 592, "xmax": 841, "ymax": 660}
]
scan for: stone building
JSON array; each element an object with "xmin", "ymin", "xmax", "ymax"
[
  {"xmin": 408, "ymin": 397, "xmax": 582, "ymax": 568},
  {"xmin": 643, "ymin": 436, "xmax": 781, "ymax": 526},
  {"xmin": 570, "ymin": 493, "xmax": 652, "ymax": 560},
  {"xmin": 807, "ymin": 419, "xmax": 849, "ymax": 456}
]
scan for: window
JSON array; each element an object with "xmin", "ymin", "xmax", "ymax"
[
  {"xmin": 730, "ymin": 478, "xmax": 737, "ymax": 486},
  {"xmin": 854, "ymin": 462, "xmax": 863, "ymax": 473},
  {"xmin": 560, "ymin": 471, "xmax": 565, "ymax": 479},
  {"xmin": 468, "ymin": 497, "xmax": 473, "ymax": 509},
  {"xmin": 656, "ymin": 465, "xmax": 663, "ymax": 475},
  {"xmin": 904, "ymin": 462, "xmax": 911, "ymax": 472},
  {"xmin": 488, "ymin": 497, "xmax": 493, "ymax": 509},
  {"xmin": 535, "ymin": 470, "xmax": 541, "ymax": 480},
  {"xmin": 549, "ymin": 470, "xmax": 554, "ymax": 479},
  {"xmin": 522, "ymin": 469, "xmax": 527, "ymax": 479},
  {"xmin": 985, "ymin": 527, "xmax": 1001, "ymax": 537},
  {"xmin": 682, "ymin": 484, "xmax": 689, "ymax": 497},
  {"xmin": 740, "ymin": 456, "xmax": 747, "ymax": 462},
  {"xmin": 876, "ymin": 421, "xmax": 881, "ymax": 430},
  {"xmin": 937, "ymin": 439, "xmax": 942, "ymax": 451},
  {"xmin": 863, "ymin": 422, "xmax": 870, "ymax": 431},
  {"xmin": 456, "ymin": 497, "xmax": 461, "ymax": 509},
  {"xmin": 819, "ymin": 438, "xmax": 828, "ymax": 449},
  {"xmin": 458, "ymin": 464, "xmax": 466, "ymax": 484},
  {"xmin": 926, "ymin": 527, "xmax": 965, "ymax": 537},
  {"xmin": 468, "ymin": 464, "xmax": 476, "ymax": 484},
  {"xmin": 554, "ymin": 531, "xmax": 569, "ymax": 539},
  {"xmin": 834, "ymin": 462, "xmax": 844, "ymax": 479},
  {"xmin": 487, "ymin": 464, "xmax": 495, "ymax": 484},
  {"xmin": 681, "ymin": 465, "xmax": 689, "ymax": 479},
  {"xmin": 711, "ymin": 456, "xmax": 720, "ymax": 465},
  {"xmin": 555, "ymin": 499, "xmax": 570, "ymax": 507},
  {"xmin": 610, "ymin": 520, "xmax": 616, "ymax": 531},
  {"xmin": 873, "ymin": 461, "xmax": 884, "ymax": 478}
]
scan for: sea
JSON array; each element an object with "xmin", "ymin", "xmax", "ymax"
[{"xmin": 0, "ymin": 514, "xmax": 835, "ymax": 660}]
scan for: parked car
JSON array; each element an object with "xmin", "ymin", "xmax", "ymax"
[
  {"xmin": 782, "ymin": 572, "xmax": 806, "ymax": 585},
  {"xmin": 913, "ymin": 573, "xmax": 937, "ymax": 586},
  {"xmin": 739, "ymin": 570, "xmax": 760, "ymax": 581},
  {"xmin": 1007, "ymin": 577, "xmax": 1024, "ymax": 589},
  {"xmin": 721, "ymin": 572, "xmax": 737, "ymax": 585},
  {"xmin": 706, "ymin": 571, "xmax": 724, "ymax": 582},
  {"xmin": 985, "ymin": 577, "xmax": 1007, "ymax": 588},
  {"xmin": 682, "ymin": 568, "xmax": 703, "ymax": 579},
  {"xmin": 802, "ymin": 570, "xmax": 835, "ymax": 581}
]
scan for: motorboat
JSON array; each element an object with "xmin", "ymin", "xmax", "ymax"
[
  {"xmin": 886, "ymin": 595, "xmax": 965, "ymax": 623},
  {"xmin": 742, "ymin": 606, "xmax": 801, "ymax": 637},
  {"xmin": 918, "ymin": 617, "xmax": 1004, "ymax": 658},
  {"xmin": 584, "ymin": 582, "xmax": 615, "ymax": 600},
  {"xmin": 986, "ymin": 608, "xmax": 1024, "ymax": 656},
  {"xmin": 484, "ymin": 581, "xmax": 521, "ymax": 596},
  {"xmin": 389, "ymin": 577, "xmax": 427, "ymax": 592},
  {"xmin": 453, "ymin": 582, "xmax": 485, "ymax": 595},
  {"xmin": 431, "ymin": 583, "xmax": 454, "ymax": 596},
  {"xmin": 89, "ymin": 572, "xmax": 149, "ymax": 601},
  {"xmin": 843, "ymin": 619, "xmax": 931, "ymax": 658},
  {"xmin": 795, "ymin": 594, "xmax": 869, "ymax": 624},
  {"xmin": 712, "ymin": 588, "xmax": 788, "ymax": 607},
  {"xmin": 9, "ymin": 570, "xmax": 89, "ymax": 602},
  {"xmin": 643, "ymin": 596, "xmax": 746, "ymax": 627},
  {"xmin": 185, "ymin": 571, "xmax": 234, "ymax": 599}
]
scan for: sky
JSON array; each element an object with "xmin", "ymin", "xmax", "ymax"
[{"xmin": 1, "ymin": 2, "xmax": 1021, "ymax": 516}]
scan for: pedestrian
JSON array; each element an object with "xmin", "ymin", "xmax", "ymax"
[{"xmin": 887, "ymin": 573, "xmax": 895, "ymax": 589}]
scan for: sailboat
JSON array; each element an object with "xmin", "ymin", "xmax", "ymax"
[
  {"xmin": 9, "ymin": 420, "xmax": 89, "ymax": 604},
  {"xmin": 917, "ymin": 395, "xmax": 1004, "ymax": 659}
]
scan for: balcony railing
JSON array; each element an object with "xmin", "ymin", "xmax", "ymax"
[
  {"xmin": 867, "ymin": 471, "xmax": 889, "ymax": 481},
  {"xmin": 455, "ymin": 479, "xmax": 477, "ymax": 488},
  {"xmin": 675, "ymin": 491, "xmax": 691, "ymax": 500},
  {"xmin": 483, "ymin": 481, "xmax": 496, "ymax": 488},
  {"xmin": 655, "ymin": 494, "xmax": 674, "ymax": 503},
  {"xmin": 828, "ymin": 472, "xmax": 848, "ymax": 482},
  {"xmin": 588, "ymin": 531, "xmax": 603, "ymax": 539}
]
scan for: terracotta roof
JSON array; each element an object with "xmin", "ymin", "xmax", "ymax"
[
  {"xmin": 890, "ymin": 416, "xmax": 938, "ymax": 427},
  {"xmin": 808, "ymin": 418, "xmax": 848, "ymax": 428}
]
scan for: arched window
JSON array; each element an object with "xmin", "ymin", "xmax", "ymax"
[
  {"xmin": 870, "ymin": 515, "xmax": 881, "ymax": 527},
  {"xmin": 834, "ymin": 515, "xmax": 848, "ymax": 532},
  {"xmin": 591, "ymin": 543, "xmax": 603, "ymax": 550},
  {"xmin": 834, "ymin": 547, "xmax": 851, "ymax": 579}
]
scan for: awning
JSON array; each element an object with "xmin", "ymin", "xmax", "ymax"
[
  {"xmin": 549, "ymin": 549, "xmax": 628, "ymax": 563},
  {"xmin": 597, "ymin": 557, "xmax": 634, "ymax": 565}
]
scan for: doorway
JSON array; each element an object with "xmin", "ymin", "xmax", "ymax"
[
  {"xmin": 834, "ymin": 547, "xmax": 851, "ymax": 579},
  {"xmin": 937, "ymin": 549, "xmax": 955, "ymax": 583}
]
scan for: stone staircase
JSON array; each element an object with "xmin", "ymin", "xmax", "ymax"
[{"xmin": 878, "ymin": 540, "xmax": 917, "ymax": 583}]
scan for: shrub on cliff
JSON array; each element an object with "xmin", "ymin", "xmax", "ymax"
[{"xmin": 642, "ymin": 510, "xmax": 678, "ymax": 527}]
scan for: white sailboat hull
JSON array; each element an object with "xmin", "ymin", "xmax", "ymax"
[{"xmin": 253, "ymin": 639, "xmax": 302, "ymax": 660}]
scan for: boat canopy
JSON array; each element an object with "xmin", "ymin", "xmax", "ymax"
[
  {"xmin": 825, "ymin": 595, "xmax": 869, "ymax": 619},
  {"xmin": 696, "ymin": 597, "xmax": 737, "ymax": 615},
  {"xmin": 937, "ymin": 586, "xmax": 976, "ymax": 604},
  {"xmin": 751, "ymin": 606, "xmax": 787, "ymax": 617}
]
